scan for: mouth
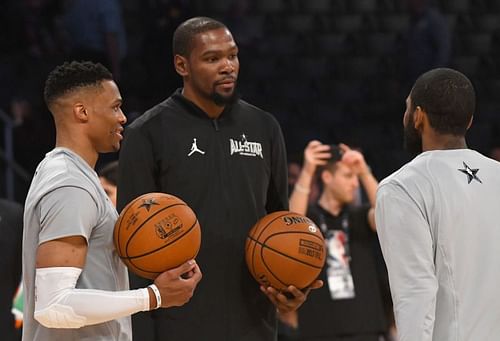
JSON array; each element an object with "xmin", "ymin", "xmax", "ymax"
[
  {"xmin": 114, "ymin": 128, "xmax": 124, "ymax": 140},
  {"xmin": 215, "ymin": 77, "xmax": 237, "ymax": 87}
]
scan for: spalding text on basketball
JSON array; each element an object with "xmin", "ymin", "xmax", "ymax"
[
  {"xmin": 155, "ymin": 214, "xmax": 183, "ymax": 240},
  {"xmin": 282, "ymin": 216, "xmax": 312, "ymax": 226},
  {"xmin": 298, "ymin": 239, "xmax": 324, "ymax": 260}
]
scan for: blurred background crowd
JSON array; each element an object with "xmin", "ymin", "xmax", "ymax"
[
  {"xmin": 1, "ymin": 0, "xmax": 499, "ymax": 339},
  {"xmin": 2, "ymin": 0, "xmax": 500, "ymax": 202}
]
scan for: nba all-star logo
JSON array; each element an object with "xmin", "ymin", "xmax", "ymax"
[{"xmin": 229, "ymin": 133, "xmax": 263, "ymax": 158}]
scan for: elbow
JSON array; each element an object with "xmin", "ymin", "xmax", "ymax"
[{"xmin": 35, "ymin": 304, "xmax": 86, "ymax": 329}]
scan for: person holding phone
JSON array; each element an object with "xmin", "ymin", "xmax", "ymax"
[{"xmin": 280, "ymin": 141, "xmax": 388, "ymax": 340}]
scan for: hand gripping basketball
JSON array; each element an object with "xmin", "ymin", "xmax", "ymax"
[{"xmin": 114, "ymin": 192, "xmax": 201, "ymax": 279}]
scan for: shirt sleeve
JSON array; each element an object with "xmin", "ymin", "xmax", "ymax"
[
  {"xmin": 38, "ymin": 187, "xmax": 98, "ymax": 245},
  {"xmin": 265, "ymin": 118, "xmax": 289, "ymax": 213},
  {"xmin": 375, "ymin": 182, "xmax": 438, "ymax": 341},
  {"xmin": 117, "ymin": 124, "xmax": 158, "ymax": 213}
]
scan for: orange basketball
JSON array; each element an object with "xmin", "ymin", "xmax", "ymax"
[
  {"xmin": 114, "ymin": 192, "xmax": 201, "ymax": 279},
  {"xmin": 245, "ymin": 211, "xmax": 326, "ymax": 290}
]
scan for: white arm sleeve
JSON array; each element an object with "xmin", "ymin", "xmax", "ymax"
[
  {"xmin": 34, "ymin": 267, "xmax": 150, "ymax": 329},
  {"xmin": 375, "ymin": 182, "xmax": 438, "ymax": 341}
]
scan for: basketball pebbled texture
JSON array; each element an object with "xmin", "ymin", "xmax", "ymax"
[
  {"xmin": 245, "ymin": 211, "xmax": 326, "ymax": 290},
  {"xmin": 114, "ymin": 192, "xmax": 201, "ymax": 279}
]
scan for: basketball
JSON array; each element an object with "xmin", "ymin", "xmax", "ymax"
[
  {"xmin": 245, "ymin": 211, "xmax": 326, "ymax": 291},
  {"xmin": 114, "ymin": 192, "xmax": 201, "ymax": 279}
]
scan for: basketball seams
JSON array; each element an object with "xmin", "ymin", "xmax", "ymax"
[
  {"xmin": 253, "ymin": 211, "xmax": 290, "ymax": 241},
  {"xmin": 125, "ymin": 219, "xmax": 199, "ymax": 260},
  {"xmin": 114, "ymin": 193, "xmax": 201, "ymax": 280},
  {"xmin": 250, "ymin": 211, "xmax": 290, "ymax": 281},
  {"xmin": 114, "ymin": 209, "xmax": 125, "ymax": 256},
  {"xmin": 248, "ymin": 233, "xmax": 324, "ymax": 269},
  {"xmin": 261, "ymin": 250, "xmax": 289, "ymax": 288},
  {"xmin": 124, "ymin": 257, "xmax": 161, "ymax": 278},
  {"xmin": 115, "ymin": 197, "xmax": 138, "ymax": 257},
  {"xmin": 124, "ymin": 202, "xmax": 187, "ymax": 257}
]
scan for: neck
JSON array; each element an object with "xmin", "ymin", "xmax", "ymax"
[
  {"xmin": 56, "ymin": 129, "xmax": 98, "ymax": 169},
  {"xmin": 182, "ymin": 87, "xmax": 224, "ymax": 119},
  {"xmin": 318, "ymin": 191, "xmax": 343, "ymax": 216},
  {"xmin": 422, "ymin": 131, "xmax": 467, "ymax": 152}
]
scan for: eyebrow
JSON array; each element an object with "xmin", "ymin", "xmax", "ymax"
[{"xmin": 201, "ymin": 45, "xmax": 238, "ymax": 56}]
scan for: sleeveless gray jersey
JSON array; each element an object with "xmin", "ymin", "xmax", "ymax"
[
  {"xmin": 22, "ymin": 148, "xmax": 131, "ymax": 341},
  {"xmin": 376, "ymin": 149, "xmax": 500, "ymax": 341}
]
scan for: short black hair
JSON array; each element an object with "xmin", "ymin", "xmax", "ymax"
[
  {"xmin": 410, "ymin": 68, "xmax": 475, "ymax": 136},
  {"xmin": 172, "ymin": 17, "xmax": 227, "ymax": 57},
  {"xmin": 44, "ymin": 61, "xmax": 113, "ymax": 108},
  {"xmin": 98, "ymin": 160, "xmax": 119, "ymax": 186}
]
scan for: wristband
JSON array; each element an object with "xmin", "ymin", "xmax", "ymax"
[
  {"xmin": 294, "ymin": 183, "xmax": 310, "ymax": 194},
  {"xmin": 148, "ymin": 284, "xmax": 162, "ymax": 309}
]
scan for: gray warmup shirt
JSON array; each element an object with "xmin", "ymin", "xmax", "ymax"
[
  {"xmin": 376, "ymin": 149, "xmax": 500, "ymax": 341},
  {"xmin": 22, "ymin": 148, "xmax": 131, "ymax": 340}
]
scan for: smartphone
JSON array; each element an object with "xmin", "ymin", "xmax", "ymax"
[{"xmin": 329, "ymin": 144, "xmax": 343, "ymax": 162}]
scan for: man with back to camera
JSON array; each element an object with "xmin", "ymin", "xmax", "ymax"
[
  {"xmin": 22, "ymin": 61, "xmax": 201, "ymax": 341},
  {"xmin": 117, "ymin": 16, "xmax": 322, "ymax": 341},
  {"xmin": 281, "ymin": 141, "xmax": 387, "ymax": 340},
  {"xmin": 376, "ymin": 68, "xmax": 500, "ymax": 340}
]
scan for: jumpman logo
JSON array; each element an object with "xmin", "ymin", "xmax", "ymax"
[{"xmin": 188, "ymin": 138, "xmax": 205, "ymax": 156}]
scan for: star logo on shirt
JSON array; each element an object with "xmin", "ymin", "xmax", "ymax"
[
  {"xmin": 458, "ymin": 162, "xmax": 482, "ymax": 184},
  {"xmin": 139, "ymin": 198, "xmax": 160, "ymax": 211}
]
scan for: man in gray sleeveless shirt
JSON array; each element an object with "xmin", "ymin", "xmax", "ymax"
[
  {"xmin": 376, "ymin": 68, "xmax": 500, "ymax": 340},
  {"xmin": 22, "ymin": 61, "xmax": 202, "ymax": 341}
]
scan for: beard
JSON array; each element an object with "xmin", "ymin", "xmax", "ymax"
[
  {"xmin": 211, "ymin": 82, "xmax": 240, "ymax": 106},
  {"xmin": 403, "ymin": 120, "xmax": 423, "ymax": 156}
]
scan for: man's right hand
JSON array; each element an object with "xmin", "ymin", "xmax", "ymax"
[{"xmin": 153, "ymin": 260, "xmax": 202, "ymax": 309}]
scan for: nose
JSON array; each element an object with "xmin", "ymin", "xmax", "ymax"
[
  {"xmin": 221, "ymin": 58, "xmax": 235, "ymax": 74},
  {"xmin": 119, "ymin": 110, "xmax": 127, "ymax": 125}
]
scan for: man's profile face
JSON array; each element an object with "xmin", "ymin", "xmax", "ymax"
[
  {"xmin": 86, "ymin": 80, "xmax": 127, "ymax": 153},
  {"xmin": 403, "ymin": 96, "xmax": 423, "ymax": 156},
  {"xmin": 186, "ymin": 27, "xmax": 240, "ymax": 106}
]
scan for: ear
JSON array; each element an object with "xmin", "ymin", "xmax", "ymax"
[
  {"xmin": 73, "ymin": 103, "xmax": 89, "ymax": 123},
  {"xmin": 321, "ymin": 169, "xmax": 331, "ymax": 185},
  {"xmin": 413, "ymin": 105, "xmax": 426, "ymax": 131},
  {"xmin": 466, "ymin": 115, "xmax": 474, "ymax": 130},
  {"xmin": 174, "ymin": 55, "xmax": 189, "ymax": 77}
]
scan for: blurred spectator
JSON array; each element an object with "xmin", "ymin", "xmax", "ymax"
[
  {"xmin": 225, "ymin": 0, "xmax": 262, "ymax": 50},
  {"xmin": 287, "ymin": 159, "xmax": 321, "ymax": 210},
  {"xmin": 282, "ymin": 141, "xmax": 388, "ymax": 340},
  {"xmin": 0, "ymin": 198, "xmax": 24, "ymax": 341},
  {"xmin": 11, "ymin": 98, "xmax": 55, "ymax": 174},
  {"xmin": 404, "ymin": 0, "xmax": 451, "ymax": 87},
  {"xmin": 139, "ymin": 0, "xmax": 194, "ymax": 102},
  {"xmin": 63, "ymin": 0, "xmax": 127, "ymax": 81}
]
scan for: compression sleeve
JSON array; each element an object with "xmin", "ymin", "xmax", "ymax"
[{"xmin": 34, "ymin": 267, "xmax": 150, "ymax": 329}]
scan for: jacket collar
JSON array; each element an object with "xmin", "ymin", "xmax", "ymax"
[{"xmin": 171, "ymin": 88, "xmax": 234, "ymax": 120}]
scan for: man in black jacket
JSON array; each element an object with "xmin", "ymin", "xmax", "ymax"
[{"xmin": 117, "ymin": 17, "xmax": 321, "ymax": 341}]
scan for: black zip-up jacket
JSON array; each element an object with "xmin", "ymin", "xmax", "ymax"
[{"xmin": 117, "ymin": 90, "xmax": 288, "ymax": 341}]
